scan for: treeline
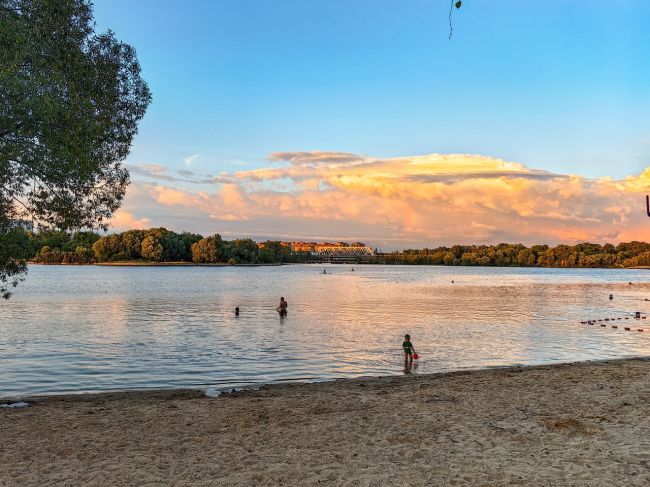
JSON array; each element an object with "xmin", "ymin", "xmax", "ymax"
[
  {"xmin": 11, "ymin": 227, "xmax": 650, "ymax": 268},
  {"xmin": 17, "ymin": 228, "xmax": 305, "ymax": 265},
  {"xmin": 377, "ymin": 242, "xmax": 650, "ymax": 268},
  {"xmin": 91, "ymin": 228, "xmax": 299, "ymax": 264},
  {"xmin": 16, "ymin": 230, "xmax": 100, "ymax": 265}
]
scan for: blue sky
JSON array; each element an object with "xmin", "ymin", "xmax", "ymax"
[
  {"xmin": 93, "ymin": 1, "xmax": 650, "ymax": 247},
  {"xmin": 94, "ymin": 0, "xmax": 650, "ymax": 180}
]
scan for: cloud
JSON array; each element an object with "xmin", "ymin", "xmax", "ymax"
[
  {"xmin": 126, "ymin": 163, "xmax": 219, "ymax": 185},
  {"xmin": 268, "ymin": 151, "xmax": 366, "ymax": 166},
  {"xmin": 127, "ymin": 163, "xmax": 178, "ymax": 182},
  {"xmin": 116, "ymin": 153, "xmax": 650, "ymax": 249},
  {"xmin": 183, "ymin": 154, "xmax": 200, "ymax": 167},
  {"xmin": 109, "ymin": 210, "xmax": 150, "ymax": 230}
]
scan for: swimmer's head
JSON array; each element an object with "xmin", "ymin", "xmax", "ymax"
[{"xmin": 405, "ymin": 334, "xmax": 410, "ymax": 340}]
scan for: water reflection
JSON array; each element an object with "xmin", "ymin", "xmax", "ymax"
[{"xmin": 0, "ymin": 265, "xmax": 649, "ymax": 397}]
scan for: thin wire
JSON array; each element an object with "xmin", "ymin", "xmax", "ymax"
[{"xmin": 449, "ymin": 0, "xmax": 454, "ymax": 39}]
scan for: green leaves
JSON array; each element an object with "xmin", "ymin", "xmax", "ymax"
[
  {"xmin": 1, "ymin": 0, "xmax": 151, "ymax": 297},
  {"xmin": 0, "ymin": 226, "xmax": 29, "ymax": 298}
]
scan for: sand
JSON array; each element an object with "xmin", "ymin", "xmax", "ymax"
[{"xmin": 2, "ymin": 358, "xmax": 650, "ymax": 486}]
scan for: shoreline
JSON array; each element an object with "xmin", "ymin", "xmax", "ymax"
[
  {"xmin": 3, "ymin": 357, "xmax": 650, "ymax": 485},
  {"xmin": 95, "ymin": 262, "xmax": 283, "ymax": 267},
  {"xmin": 26, "ymin": 262, "xmax": 648, "ymax": 269},
  {"xmin": 2, "ymin": 355, "xmax": 647, "ymax": 404},
  {"xmin": 28, "ymin": 261, "xmax": 284, "ymax": 267}
]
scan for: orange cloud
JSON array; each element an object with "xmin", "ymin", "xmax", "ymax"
[
  {"xmin": 117, "ymin": 153, "xmax": 650, "ymax": 249},
  {"xmin": 109, "ymin": 210, "xmax": 151, "ymax": 230}
]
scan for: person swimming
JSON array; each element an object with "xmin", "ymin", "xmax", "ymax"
[
  {"xmin": 323, "ymin": 269, "xmax": 327, "ymax": 274},
  {"xmin": 276, "ymin": 297, "xmax": 288, "ymax": 315},
  {"xmin": 235, "ymin": 306, "xmax": 240, "ymax": 316}
]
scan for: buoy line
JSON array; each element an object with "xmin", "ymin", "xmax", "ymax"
[{"xmin": 579, "ymin": 314, "xmax": 647, "ymax": 332}]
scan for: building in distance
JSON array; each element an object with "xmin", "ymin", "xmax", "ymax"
[{"xmin": 257, "ymin": 240, "xmax": 374, "ymax": 257}]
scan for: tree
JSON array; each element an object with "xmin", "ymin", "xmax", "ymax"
[
  {"xmin": 141, "ymin": 235, "xmax": 163, "ymax": 261},
  {"xmin": 91, "ymin": 234, "xmax": 121, "ymax": 262},
  {"xmin": 191, "ymin": 237, "xmax": 219, "ymax": 263},
  {"xmin": 1, "ymin": 0, "xmax": 151, "ymax": 297},
  {"xmin": 259, "ymin": 241, "xmax": 291, "ymax": 263},
  {"xmin": 120, "ymin": 230, "xmax": 145, "ymax": 259},
  {"xmin": 0, "ymin": 227, "xmax": 31, "ymax": 297},
  {"xmin": 225, "ymin": 238, "xmax": 259, "ymax": 264},
  {"xmin": 180, "ymin": 232, "xmax": 203, "ymax": 261}
]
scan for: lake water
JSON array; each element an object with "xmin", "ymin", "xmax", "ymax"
[{"xmin": 1, "ymin": 264, "xmax": 650, "ymax": 398}]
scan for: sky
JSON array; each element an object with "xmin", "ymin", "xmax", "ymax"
[{"xmin": 92, "ymin": 0, "xmax": 650, "ymax": 249}]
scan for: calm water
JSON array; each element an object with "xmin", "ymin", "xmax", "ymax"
[{"xmin": 1, "ymin": 264, "xmax": 650, "ymax": 398}]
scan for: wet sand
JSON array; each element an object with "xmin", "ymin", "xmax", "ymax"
[{"xmin": 2, "ymin": 358, "xmax": 650, "ymax": 486}]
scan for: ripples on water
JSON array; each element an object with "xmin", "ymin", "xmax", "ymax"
[{"xmin": 1, "ymin": 264, "xmax": 649, "ymax": 397}]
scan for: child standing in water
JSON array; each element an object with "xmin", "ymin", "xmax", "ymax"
[{"xmin": 403, "ymin": 334, "xmax": 415, "ymax": 368}]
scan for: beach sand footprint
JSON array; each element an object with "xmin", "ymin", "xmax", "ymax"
[{"xmin": 544, "ymin": 418, "xmax": 599, "ymax": 436}]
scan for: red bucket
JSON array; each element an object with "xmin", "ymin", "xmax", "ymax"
[{"xmin": 412, "ymin": 353, "xmax": 419, "ymax": 360}]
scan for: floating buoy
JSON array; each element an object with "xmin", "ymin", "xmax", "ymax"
[
  {"xmin": 643, "ymin": 316, "xmax": 647, "ymax": 319},
  {"xmin": 612, "ymin": 325, "xmax": 618, "ymax": 329},
  {"xmin": 598, "ymin": 319, "xmax": 603, "ymax": 322},
  {"xmin": 639, "ymin": 329, "xmax": 644, "ymax": 332},
  {"xmin": 625, "ymin": 317, "xmax": 629, "ymax": 319},
  {"xmin": 625, "ymin": 327, "xmax": 631, "ymax": 331},
  {"xmin": 605, "ymin": 318, "xmax": 610, "ymax": 321},
  {"xmin": 618, "ymin": 318, "xmax": 622, "ymax": 320},
  {"xmin": 601, "ymin": 324, "xmax": 606, "ymax": 327}
]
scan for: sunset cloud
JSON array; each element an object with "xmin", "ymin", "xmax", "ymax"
[
  {"xmin": 268, "ymin": 151, "xmax": 365, "ymax": 166},
  {"xmin": 109, "ymin": 210, "xmax": 151, "ymax": 231},
  {"xmin": 126, "ymin": 163, "xmax": 217, "ymax": 185},
  {"xmin": 116, "ymin": 153, "xmax": 650, "ymax": 249}
]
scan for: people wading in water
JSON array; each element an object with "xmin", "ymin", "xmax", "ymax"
[{"xmin": 276, "ymin": 297, "xmax": 288, "ymax": 315}]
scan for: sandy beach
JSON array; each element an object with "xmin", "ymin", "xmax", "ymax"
[{"xmin": 2, "ymin": 358, "xmax": 650, "ymax": 486}]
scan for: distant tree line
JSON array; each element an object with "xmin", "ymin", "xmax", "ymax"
[
  {"xmin": 10, "ymin": 227, "xmax": 650, "ymax": 268},
  {"xmin": 375, "ymin": 242, "xmax": 650, "ymax": 268},
  {"xmin": 16, "ymin": 228, "xmax": 304, "ymax": 265}
]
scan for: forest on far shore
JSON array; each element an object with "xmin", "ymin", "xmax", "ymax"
[{"xmin": 6, "ymin": 227, "xmax": 650, "ymax": 268}]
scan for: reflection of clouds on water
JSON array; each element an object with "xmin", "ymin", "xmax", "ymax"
[{"xmin": 1, "ymin": 265, "xmax": 649, "ymax": 396}]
